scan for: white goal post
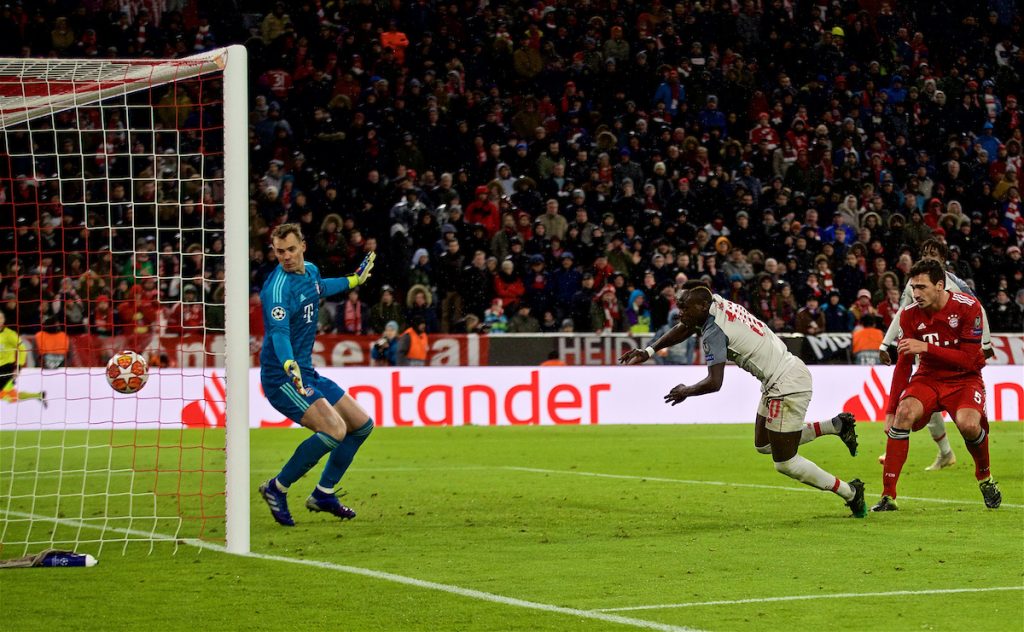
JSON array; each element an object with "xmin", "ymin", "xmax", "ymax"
[{"xmin": 0, "ymin": 46, "xmax": 249, "ymax": 555}]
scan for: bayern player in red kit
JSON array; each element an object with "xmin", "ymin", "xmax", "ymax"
[{"xmin": 873, "ymin": 259, "xmax": 1001, "ymax": 511}]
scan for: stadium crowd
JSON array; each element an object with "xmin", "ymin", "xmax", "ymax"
[{"xmin": 1, "ymin": 0, "xmax": 1023, "ymax": 345}]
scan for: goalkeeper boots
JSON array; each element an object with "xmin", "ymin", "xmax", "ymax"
[
  {"xmin": 259, "ymin": 478, "xmax": 295, "ymax": 527},
  {"xmin": 846, "ymin": 479, "xmax": 867, "ymax": 518},
  {"xmin": 979, "ymin": 478, "xmax": 1002, "ymax": 509},
  {"xmin": 871, "ymin": 495, "xmax": 899, "ymax": 512},
  {"xmin": 834, "ymin": 412, "xmax": 859, "ymax": 457},
  {"xmin": 306, "ymin": 488, "xmax": 356, "ymax": 520},
  {"xmin": 924, "ymin": 450, "xmax": 956, "ymax": 471}
]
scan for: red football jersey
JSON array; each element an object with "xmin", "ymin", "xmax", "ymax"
[{"xmin": 897, "ymin": 291, "xmax": 985, "ymax": 379}]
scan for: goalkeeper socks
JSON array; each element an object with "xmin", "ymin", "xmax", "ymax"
[
  {"xmin": 277, "ymin": 432, "xmax": 339, "ymax": 488},
  {"xmin": 882, "ymin": 427, "xmax": 910, "ymax": 498},
  {"xmin": 926, "ymin": 414, "xmax": 953, "ymax": 455},
  {"xmin": 773, "ymin": 454, "xmax": 854, "ymax": 500},
  {"xmin": 964, "ymin": 427, "xmax": 991, "ymax": 481},
  {"xmin": 319, "ymin": 419, "xmax": 375, "ymax": 490}
]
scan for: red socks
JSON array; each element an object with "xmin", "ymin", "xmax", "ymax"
[
  {"xmin": 882, "ymin": 427, "xmax": 910, "ymax": 498},
  {"xmin": 965, "ymin": 428, "xmax": 991, "ymax": 481}
]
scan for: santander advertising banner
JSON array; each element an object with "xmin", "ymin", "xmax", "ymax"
[{"xmin": 2, "ymin": 366, "xmax": 1022, "ymax": 430}]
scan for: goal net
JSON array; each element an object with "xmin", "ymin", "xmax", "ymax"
[{"xmin": 0, "ymin": 47, "xmax": 250, "ymax": 557}]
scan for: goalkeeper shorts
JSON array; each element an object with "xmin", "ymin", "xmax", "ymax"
[{"xmin": 263, "ymin": 372, "xmax": 346, "ymax": 425}]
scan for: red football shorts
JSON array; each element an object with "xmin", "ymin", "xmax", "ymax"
[{"xmin": 901, "ymin": 374, "xmax": 986, "ymax": 422}]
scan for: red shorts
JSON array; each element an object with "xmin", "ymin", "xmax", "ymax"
[{"xmin": 901, "ymin": 374, "xmax": 986, "ymax": 421}]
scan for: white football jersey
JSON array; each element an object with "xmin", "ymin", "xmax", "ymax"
[{"xmin": 700, "ymin": 294, "xmax": 802, "ymax": 392}]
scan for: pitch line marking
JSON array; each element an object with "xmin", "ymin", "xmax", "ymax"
[
  {"xmin": 596, "ymin": 586, "xmax": 1024, "ymax": 612},
  {"xmin": 0, "ymin": 510, "xmax": 702, "ymax": 632},
  {"xmin": 502, "ymin": 466, "xmax": 1024, "ymax": 508},
  {"xmin": 18, "ymin": 465, "xmax": 493, "ymax": 481}
]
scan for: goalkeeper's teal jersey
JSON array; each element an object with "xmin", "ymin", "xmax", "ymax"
[{"xmin": 259, "ymin": 262, "xmax": 325, "ymax": 385}]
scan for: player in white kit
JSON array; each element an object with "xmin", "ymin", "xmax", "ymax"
[
  {"xmin": 619, "ymin": 282, "xmax": 867, "ymax": 518},
  {"xmin": 877, "ymin": 239, "xmax": 994, "ymax": 470}
]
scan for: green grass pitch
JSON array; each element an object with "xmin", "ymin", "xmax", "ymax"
[{"xmin": 2, "ymin": 423, "xmax": 1022, "ymax": 631}]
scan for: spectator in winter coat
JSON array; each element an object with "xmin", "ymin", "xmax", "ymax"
[
  {"xmin": 849, "ymin": 289, "xmax": 879, "ymax": 323},
  {"xmin": 405, "ymin": 284, "xmax": 439, "ymax": 333},
  {"xmin": 508, "ymin": 303, "xmax": 541, "ymax": 333},
  {"xmin": 795, "ymin": 295, "xmax": 825, "ymax": 335},
  {"xmin": 989, "ymin": 289, "xmax": 1023, "ymax": 332},
  {"xmin": 551, "ymin": 252, "xmax": 583, "ymax": 307},
  {"xmin": 465, "ymin": 186, "xmax": 500, "ymax": 237},
  {"xmin": 369, "ymin": 285, "xmax": 404, "ymax": 335},
  {"xmin": 483, "ymin": 298, "xmax": 508, "ymax": 334},
  {"xmin": 493, "ymin": 259, "xmax": 526, "ymax": 309},
  {"xmin": 822, "ymin": 291, "xmax": 854, "ymax": 332},
  {"xmin": 370, "ymin": 321, "xmax": 400, "ymax": 366},
  {"xmin": 334, "ymin": 286, "xmax": 369, "ymax": 334},
  {"xmin": 591, "ymin": 283, "xmax": 622, "ymax": 333}
]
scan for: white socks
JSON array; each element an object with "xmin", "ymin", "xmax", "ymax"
[
  {"xmin": 927, "ymin": 414, "xmax": 953, "ymax": 455},
  {"xmin": 799, "ymin": 417, "xmax": 837, "ymax": 445},
  {"xmin": 774, "ymin": 454, "xmax": 854, "ymax": 501}
]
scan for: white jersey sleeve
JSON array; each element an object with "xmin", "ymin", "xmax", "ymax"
[{"xmin": 702, "ymin": 295, "xmax": 801, "ymax": 392}]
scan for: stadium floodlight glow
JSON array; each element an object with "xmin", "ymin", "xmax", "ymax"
[{"xmin": 0, "ymin": 46, "xmax": 250, "ymax": 555}]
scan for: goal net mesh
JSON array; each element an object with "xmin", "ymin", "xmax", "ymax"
[{"xmin": 0, "ymin": 51, "xmax": 238, "ymax": 556}]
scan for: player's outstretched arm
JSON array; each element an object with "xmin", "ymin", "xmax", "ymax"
[
  {"xmin": 664, "ymin": 363, "xmax": 725, "ymax": 406},
  {"xmin": 322, "ymin": 251, "xmax": 377, "ymax": 296},
  {"xmin": 618, "ymin": 321, "xmax": 695, "ymax": 365}
]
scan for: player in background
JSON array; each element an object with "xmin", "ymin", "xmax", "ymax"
[
  {"xmin": 619, "ymin": 282, "xmax": 867, "ymax": 518},
  {"xmin": 0, "ymin": 311, "xmax": 47, "ymax": 407},
  {"xmin": 873, "ymin": 259, "xmax": 1000, "ymax": 511},
  {"xmin": 258, "ymin": 223, "xmax": 377, "ymax": 526},
  {"xmin": 877, "ymin": 239, "xmax": 994, "ymax": 470}
]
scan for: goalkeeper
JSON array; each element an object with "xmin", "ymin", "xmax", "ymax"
[
  {"xmin": 0, "ymin": 311, "xmax": 46, "ymax": 407},
  {"xmin": 258, "ymin": 223, "xmax": 376, "ymax": 527}
]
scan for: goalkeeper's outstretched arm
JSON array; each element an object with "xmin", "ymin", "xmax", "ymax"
[{"xmin": 322, "ymin": 251, "xmax": 376, "ymax": 296}]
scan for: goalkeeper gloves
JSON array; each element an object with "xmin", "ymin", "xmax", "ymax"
[
  {"xmin": 345, "ymin": 251, "xmax": 376, "ymax": 288},
  {"xmin": 283, "ymin": 359, "xmax": 310, "ymax": 397}
]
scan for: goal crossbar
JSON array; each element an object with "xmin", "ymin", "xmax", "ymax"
[{"xmin": 0, "ymin": 50, "xmax": 228, "ymax": 129}]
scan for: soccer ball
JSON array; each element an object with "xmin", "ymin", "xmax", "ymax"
[{"xmin": 106, "ymin": 350, "xmax": 149, "ymax": 394}]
